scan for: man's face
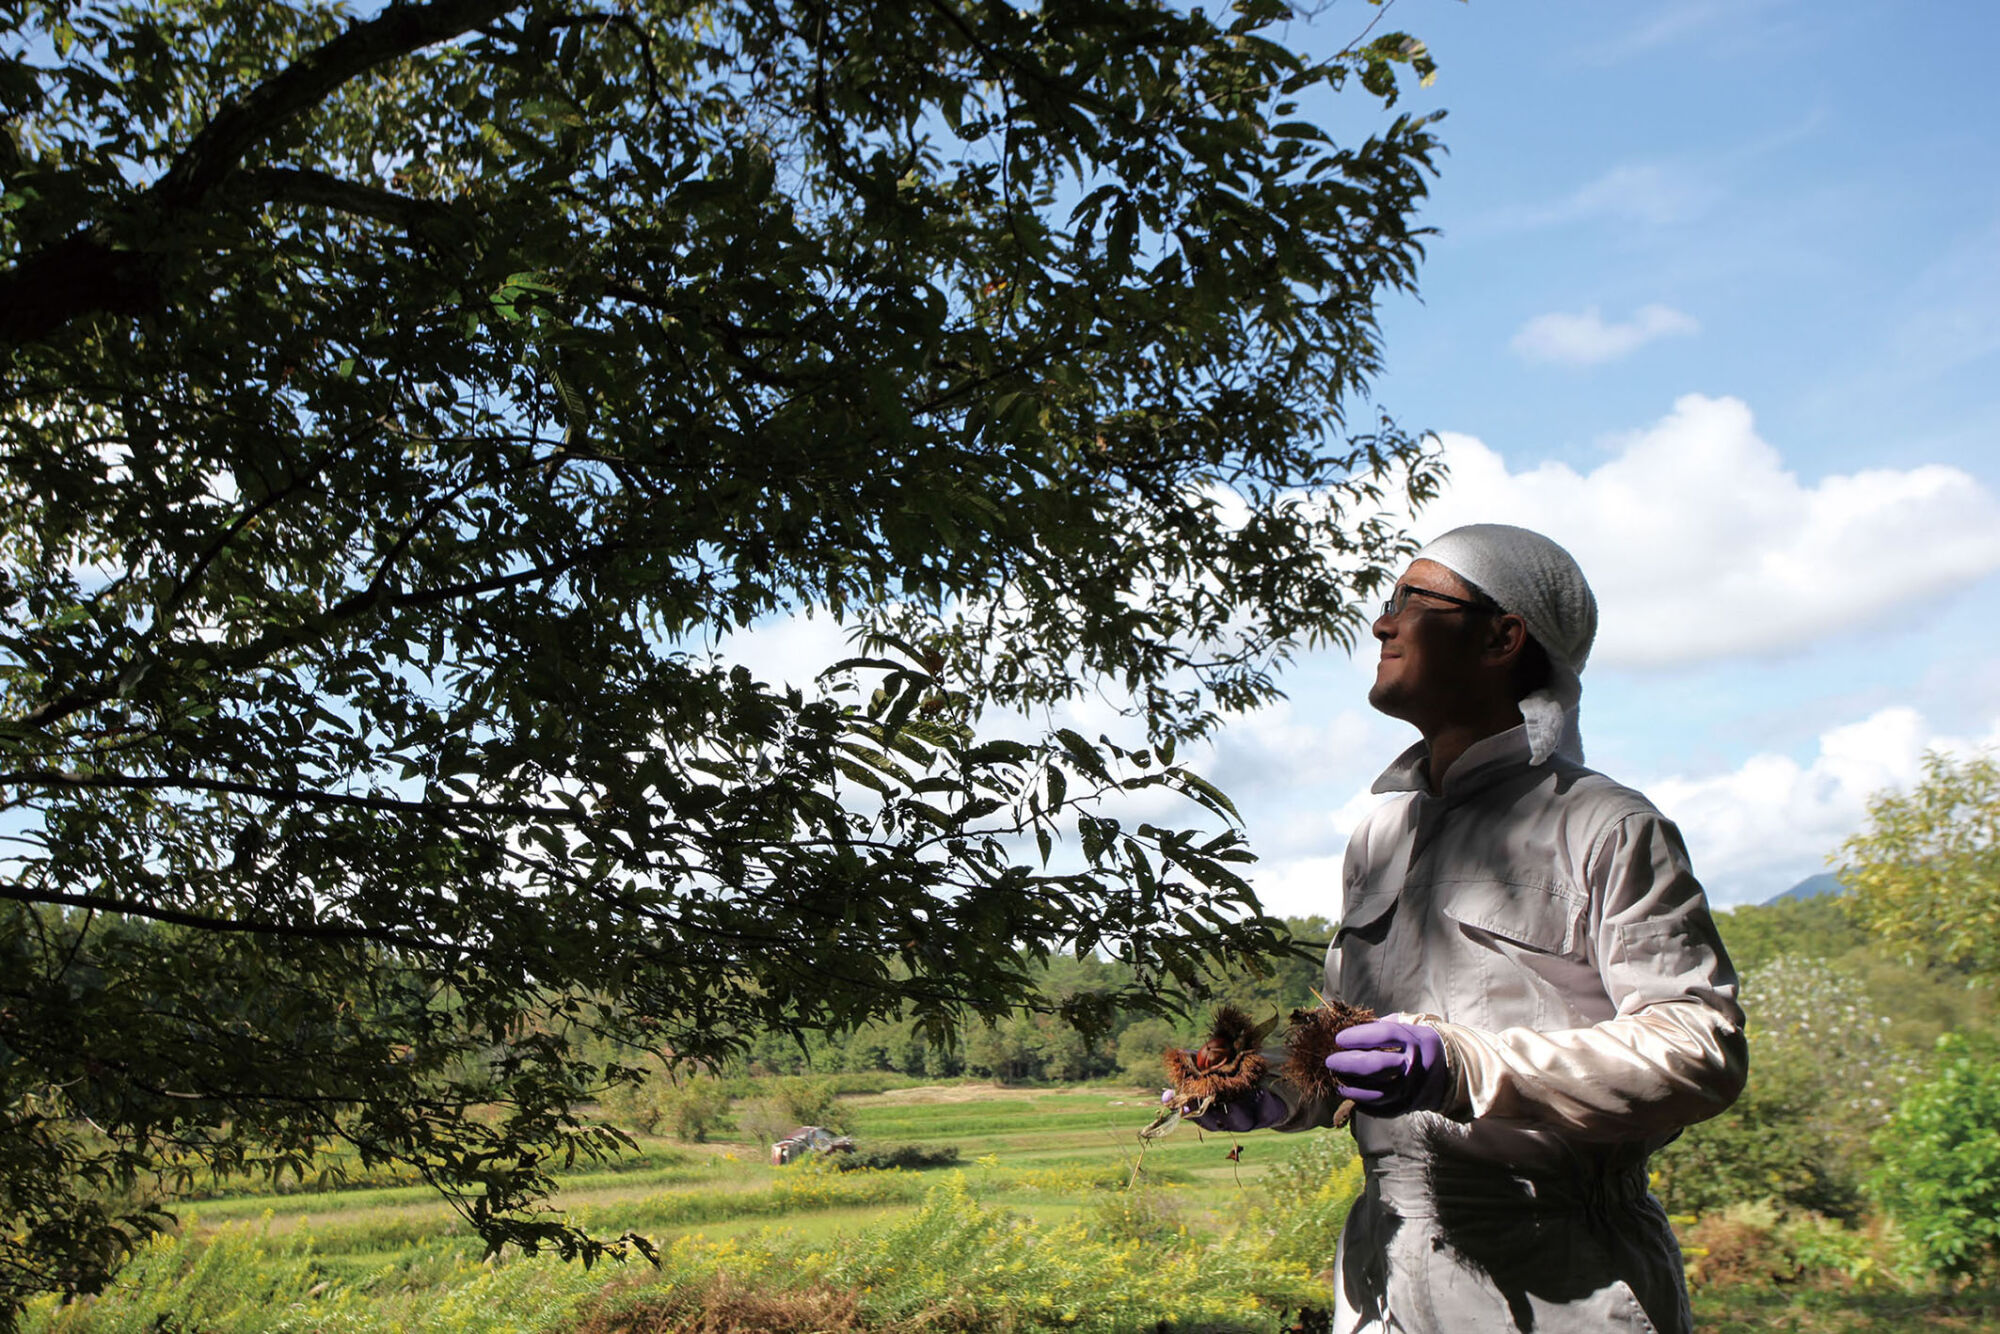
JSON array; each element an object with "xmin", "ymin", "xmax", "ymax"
[{"xmin": 1367, "ymin": 559, "xmax": 1495, "ymax": 726}]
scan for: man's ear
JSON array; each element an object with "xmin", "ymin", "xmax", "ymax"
[{"xmin": 1482, "ymin": 612, "xmax": 1531, "ymax": 667}]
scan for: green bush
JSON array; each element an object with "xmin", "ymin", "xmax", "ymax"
[
  {"xmin": 18, "ymin": 1223, "xmax": 621, "ymax": 1334},
  {"xmin": 832, "ymin": 1144, "xmax": 960, "ymax": 1172},
  {"xmin": 822, "ymin": 1071, "xmax": 918, "ymax": 1097},
  {"xmin": 652, "ymin": 1080, "xmax": 725, "ymax": 1143},
  {"xmin": 1088, "ymin": 1179, "xmax": 1187, "ymax": 1245},
  {"xmin": 1114, "ymin": 1018, "xmax": 1180, "ymax": 1087},
  {"xmin": 1239, "ymin": 1130, "xmax": 1363, "ymax": 1273},
  {"xmin": 1651, "ymin": 1043, "xmax": 1860, "ymax": 1219},
  {"xmin": 805, "ymin": 1174, "xmax": 1314, "ymax": 1331},
  {"xmin": 1869, "ymin": 1032, "xmax": 2000, "ymax": 1280},
  {"xmin": 1652, "ymin": 955, "xmax": 1913, "ymax": 1219},
  {"xmin": 597, "ymin": 1070, "xmax": 726, "ymax": 1142},
  {"xmin": 769, "ymin": 1077, "xmax": 843, "ymax": 1129},
  {"xmin": 735, "ymin": 1098, "xmax": 793, "ymax": 1146}
]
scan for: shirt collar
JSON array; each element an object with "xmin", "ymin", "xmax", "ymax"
[{"xmin": 1370, "ymin": 724, "xmax": 1538, "ymax": 800}]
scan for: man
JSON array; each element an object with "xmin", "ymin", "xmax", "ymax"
[{"xmin": 1198, "ymin": 523, "xmax": 1746, "ymax": 1333}]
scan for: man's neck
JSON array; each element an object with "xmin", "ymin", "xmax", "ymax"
[{"xmin": 1421, "ymin": 709, "xmax": 1524, "ymax": 795}]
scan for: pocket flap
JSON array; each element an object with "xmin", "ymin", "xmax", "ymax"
[
  {"xmin": 1334, "ymin": 882, "xmax": 1399, "ymax": 941},
  {"xmin": 1438, "ymin": 880, "xmax": 1584, "ymax": 955}
]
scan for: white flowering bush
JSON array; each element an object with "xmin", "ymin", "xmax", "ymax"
[{"xmin": 1653, "ymin": 955, "xmax": 1919, "ymax": 1219}]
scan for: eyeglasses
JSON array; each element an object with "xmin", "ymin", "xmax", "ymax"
[{"xmin": 1379, "ymin": 584, "xmax": 1497, "ymax": 620}]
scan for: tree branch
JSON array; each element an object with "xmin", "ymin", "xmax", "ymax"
[
  {"xmin": 0, "ymin": 0, "xmax": 516, "ymax": 347},
  {"xmin": 0, "ymin": 883, "xmax": 419, "ymax": 947},
  {"xmin": 0, "ymin": 767, "xmax": 545, "ymax": 821},
  {"xmin": 236, "ymin": 166, "xmax": 472, "ymax": 243},
  {"xmin": 154, "ymin": 0, "xmax": 517, "ymax": 210}
]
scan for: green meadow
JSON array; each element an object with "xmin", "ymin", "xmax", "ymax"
[
  {"xmin": 20, "ymin": 1080, "xmax": 2000, "ymax": 1333},
  {"xmin": 19, "ymin": 1082, "xmax": 1348, "ymax": 1333}
]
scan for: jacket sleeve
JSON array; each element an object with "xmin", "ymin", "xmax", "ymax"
[{"xmin": 1421, "ymin": 811, "xmax": 1747, "ymax": 1141}]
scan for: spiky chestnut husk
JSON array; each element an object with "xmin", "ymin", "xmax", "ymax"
[
  {"xmin": 1160, "ymin": 1003, "xmax": 1278, "ymax": 1108},
  {"xmin": 1281, "ymin": 998, "xmax": 1377, "ymax": 1129}
]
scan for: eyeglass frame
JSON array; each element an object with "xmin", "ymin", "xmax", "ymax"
[{"xmin": 1378, "ymin": 584, "xmax": 1501, "ymax": 621}]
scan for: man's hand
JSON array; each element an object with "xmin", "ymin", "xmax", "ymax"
[
  {"xmin": 1325, "ymin": 1019, "xmax": 1449, "ymax": 1116},
  {"xmin": 1184, "ymin": 1084, "xmax": 1290, "ymax": 1133}
]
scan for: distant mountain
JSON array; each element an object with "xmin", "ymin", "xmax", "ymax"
[{"xmin": 1763, "ymin": 872, "xmax": 1845, "ymax": 906}]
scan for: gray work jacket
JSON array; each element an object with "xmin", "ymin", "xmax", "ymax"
[{"xmin": 1273, "ymin": 725, "xmax": 1747, "ymax": 1332}]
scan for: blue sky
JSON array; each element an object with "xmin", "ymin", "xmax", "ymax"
[
  {"xmin": 730, "ymin": 0, "xmax": 2000, "ymax": 914},
  {"xmin": 1220, "ymin": 0, "xmax": 2000, "ymax": 911}
]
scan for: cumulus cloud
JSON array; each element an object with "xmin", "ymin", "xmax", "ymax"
[
  {"xmin": 1245, "ymin": 854, "xmax": 1346, "ymax": 926},
  {"xmin": 1511, "ymin": 304, "xmax": 1699, "ymax": 366},
  {"xmin": 1414, "ymin": 394, "xmax": 2000, "ymax": 667},
  {"xmin": 1645, "ymin": 706, "xmax": 2000, "ymax": 907},
  {"xmin": 1244, "ymin": 703, "xmax": 2000, "ymax": 917},
  {"xmin": 699, "ymin": 610, "xmax": 857, "ymax": 692}
]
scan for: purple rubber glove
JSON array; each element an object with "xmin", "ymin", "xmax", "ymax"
[
  {"xmin": 1325, "ymin": 1019, "xmax": 1449, "ymax": 1117},
  {"xmin": 1184, "ymin": 1085, "xmax": 1290, "ymax": 1133}
]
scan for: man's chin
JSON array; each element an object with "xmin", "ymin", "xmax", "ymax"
[{"xmin": 1367, "ymin": 679, "xmax": 1409, "ymax": 719}]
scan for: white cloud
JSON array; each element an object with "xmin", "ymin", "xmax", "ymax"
[
  {"xmin": 1574, "ymin": 0, "xmax": 1800, "ymax": 66},
  {"xmin": 1245, "ymin": 854, "xmax": 1345, "ymax": 927},
  {"xmin": 702, "ymin": 610, "xmax": 857, "ymax": 692},
  {"xmin": 1511, "ymin": 304, "xmax": 1699, "ymax": 366},
  {"xmin": 1414, "ymin": 394, "xmax": 2000, "ymax": 667},
  {"xmin": 1578, "ymin": 2, "xmax": 1728, "ymax": 63},
  {"xmin": 1646, "ymin": 706, "xmax": 2000, "ymax": 907},
  {"xmin": 1242, "ymin": 702, "xmax": 2000, "ymax": 918},
  {"xmin": 1479, "ymin": 162, "xmax": 1720, "ymax": 234}
]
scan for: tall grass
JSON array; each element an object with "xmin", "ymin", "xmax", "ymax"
[{"xmin": 14, "ymin": 1084, "xmax": 1364, "ymax": 1333}]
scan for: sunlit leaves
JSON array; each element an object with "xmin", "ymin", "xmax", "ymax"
[
  {"xmin": 1837, "ymin": 751, "xmax": 2000, "ymax": 976},
  {"xmin": 0, "ymin": 0, "xmax": 1446, "ymax": 1308}
]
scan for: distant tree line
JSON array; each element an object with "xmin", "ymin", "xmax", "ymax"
[{"xmin": 578, "ymin": 915, "xmax": 1337, "ymax": 1092}]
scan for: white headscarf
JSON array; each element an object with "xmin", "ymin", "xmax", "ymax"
[{"xmin": 1414, "ymin": 524, "xmax": 1597, "ymax": 766}]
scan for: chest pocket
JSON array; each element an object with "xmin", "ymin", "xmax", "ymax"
[
  {"xmin": 1335, "ymin": 879, "xmax": 1400, "ymax": 944},
  {"xmin": 1430, "ymin": 878, "xmax": 1595, "ymax": 1029},
  {"xmin": 1435, "ymin": 878, "xmax": 1586, "ymax": 955},
  {"xmin": 1328, "ymin": 875, "xmax": 1402, "ymax": 1006}
]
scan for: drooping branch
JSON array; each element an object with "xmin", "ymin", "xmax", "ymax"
[
  {"xmin": 236, "ymin": 166, "xmax": 472, "ymax": 241},
  {"xmin": 153, "ymin": 0, "xmax": 519, "ymax": 210},
  {"xmin": 0, "ymin": 0, "xmax": 517, "ymax": 347},
  {"xmin": 0, "ymin": 882, "xmax": 419, "ymax": 947},
  {"xmin": 0, "ymin": 766, "xmax": 552, "ymax": 822}
]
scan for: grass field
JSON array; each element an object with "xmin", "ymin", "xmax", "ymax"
[
  {"xmin": 19, "ymin": 1079, "xmax": 2000, "ymax": 1333},
  {"xmin": 161, "ymin": 1082, "xmax": 1305, "ymax": 1275}
]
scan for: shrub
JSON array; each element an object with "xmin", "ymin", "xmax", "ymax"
[
  {"xmin": 806, "ymin": 1174, "xmax": 1312, "ymax": 1331},
  {"xmin": 1683, "ymin": 1201, "xmax": 1907, "ymax": 1293},
  {"xmin": 769, "ymin": 1077, "xmax": 843, "ymax": 1130},
  {"xmin": 654, "ymin": 1080, "xmax": 726, "ymax": 1143},
  {"xmin": 18, "ymin": 1223, "xmax": 622, "ymax": 1334},
  {"xmin": 573, "ymin": 1275, "xmax": 869, "ymax": 1334},
  {"xmin": 599, "ymin": 1071, "xmax": 726, "ymax": 1142},
  {"xmin": 1869, "ymin": 1031, "xmax": 2000, "ymax": 1280},
  {"xmin": 734, "ymin": 1099, "xmax": 793, "ymax": 1146},
  {"xmin": 1650, "ymin": 1047, "xmax": 1859, "ymax": 1220},
  {"xmin": 1114, "ymin": 1018, "xmax": 1180, "ymax": 1087},
  {"xmin": 822, "ymin": 1071, "xmax": 916, "ymax": 1097},
  {"xmin": 1683, "ymin": 1199, "xmax": 1800, "ymax": 1289},
  {"xmin": 1652, "ymin": 955, "xmax": 1913, "ymax": 1219},
  {"xmin": 1088, "ymin": 1180, "xmax": 1186, "ymax": 1245},
  {"xmin": 1239, "ymin": 1131, "xmax": 1364, "ymax": 1274},
  {"xmin": 831, "ymin": 1145, "xmax": 959, "ymax": 1172}
]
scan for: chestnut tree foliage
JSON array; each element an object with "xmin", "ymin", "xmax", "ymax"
[{"xmin": 0, "ymin": 0, "xmax": 1444, "ymax": 1309}]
